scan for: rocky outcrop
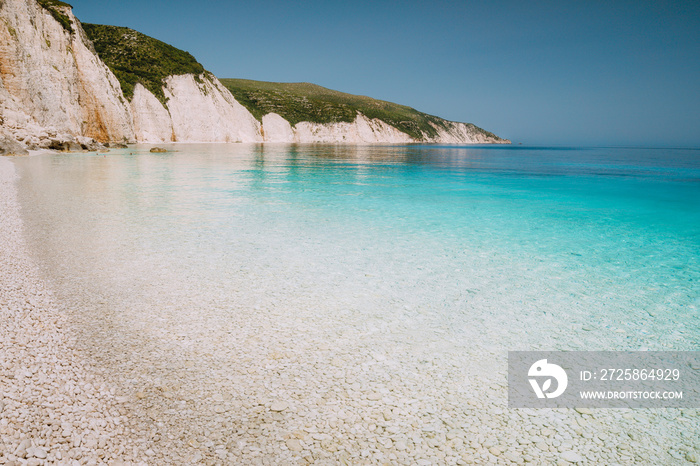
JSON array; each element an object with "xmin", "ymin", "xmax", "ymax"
[
  {"xmin": 262, "ymin": 112, "xmax": 414, "ymax": 143},
  {"xmin": 261, "ymin": 113, "xmax": 295, "ymax": 143},
  {"xmin": 131, "ymin": 75, "xmax": 262, "ymax": 143},
  {"xmin": 426, "ymin": 121, "xmax": 511, "ymax": 144},
  {"xmin": 130, "ymin": 83, "xmax": 174, "ymax": 142},
  {"xmin": 260, "ymin": 112, "xmax": 509, "ymax": 144},
  {"xmin": 0, "ymin": 128, "xmax": 28, "ymax": 155},
  {"xmin": 161, "ymin": 75, "xmax": 261, "ymax": 143},
  {"xmin": 0, "ymin": 0, "xmax": 133, "ymax": 147}
]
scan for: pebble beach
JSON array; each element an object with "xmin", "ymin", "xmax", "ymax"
[
  {"xmin": 1, "ymin": 157, "xmax": 145, "ymax": 465},
  {"xmin": 2, "ymin": 153, "xmax": 700, "ymax": 465}
]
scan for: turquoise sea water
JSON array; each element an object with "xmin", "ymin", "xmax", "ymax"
[
  {"xmin": 14, "ymin": 144, "xmax": 700, "ymax": 357},
  {"xmin": 10, "ymin": 143, "xmax": 700, "ymax": 463}
]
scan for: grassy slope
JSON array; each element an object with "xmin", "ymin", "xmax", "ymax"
[
  {"xmin": 79, "ymin": 21, "xmax": 504, "ymax": 142},
  {"xmin": 221, "ymin": 79, "xmax": 505, "ymax": 141},
  {"xmin": 82, "ymin": 24, "xmax": 205, "ymax": 105},
  {"xmin": 221, "ymin": 79, "xmax": 459, "ymax": 140}
]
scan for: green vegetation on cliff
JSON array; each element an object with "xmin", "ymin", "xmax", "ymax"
[
  {"xmin": 80, "ymin": 21, "xmax": 505, "ymax": 142},
  {"xmin": 37, "ymin": 0, "xmax": 73, "ymax": 34},
  {"xmin": 82, "ymin": 24, "xmax": 204, "ymax": 105},
  {"xmin": 220, "ymin": 79, "xmax": 457, "ymax": 140}
]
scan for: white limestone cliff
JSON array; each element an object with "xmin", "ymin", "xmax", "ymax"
[
  {"xmin": 0, "ymin": 0, "xmax": 508, "ymax": 153},
  {"xmin": 131, "ymin": 76, "xmax": 262, "ymax": 143},
  {"xmin": 261, "ymin": 113, "xmax": 295, "ymax": 143},
  {"xmin": 262, "ymin": 112, "xmax": 414, "ymax": 144},
  {"xmin": 260, "ymin": 112, "xmax": 509, "ymax": 144},
  {"xmin": 425, "ymin": 120, "xmax": 509, "ymax": 144},
  {"xmin": 130, "ymin": 83, "xmax": 173, "ymax": 142},
  {"xmin": 0, "ymin": 0, "xmax": 263, "ymax": 151},
  {"xmin": 0, "ymin": 0, "xmax": 133, "ymax": 146},
  {"xmin": 163, "ymin": 75, "xmax": 261, "ymax": 143}
]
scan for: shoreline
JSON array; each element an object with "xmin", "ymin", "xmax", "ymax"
[
  {"xmin": 0, "ymin": 158, "xmax": 147, "ymax": 465},
  {"xmin": 2, "ymin": 153, "xmax": 699, "ymax": 465},
  {"xmin": 2, "ymin": 138, "xmax": 511, "ymax": 159}
]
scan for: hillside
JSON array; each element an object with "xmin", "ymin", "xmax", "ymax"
[
  {"xmin": 82, "ymin": 23, "xmax": 205, "ymax": 105},
  {"xmin": 0, "ymin": 0, "xmax": 508, "ymax": 149},
  {"xmin": 80, "ymin": 22, "xmax": 507, "ymax": 143},
  {"xmin": 220, "ymin": 79, "xmax": 505, "ymax": 142}
]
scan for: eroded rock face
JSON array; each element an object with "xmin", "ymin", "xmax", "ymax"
[
  {"xmin": 0, "ymin": 0, "xmax": 134, "ymax": 144},
  {"xmin": 130, "ymin": 75, "xmax": 263, "ymax": 143},
  {"xmin": 260, "ymin": 112, "xmax": 509, "ymax": 144},
  {"xmin": 293, "ymin": 113, "xmax": 415, "ymax": 144},
  {"xmin": 261, "ymin": 112, "xmax": 414, "ymax": 144},
  {"xmin": 0, "ymin": 129, "xmax": 28, "ymax": 155},
  {"xmin": 426, "ymin": 121, "xmax": 511, "ymax": 144},
  {"xmin": 163, "ymin": 74, "xmax": 262, "ymax": 143},
  {"xmin": 261, "ymin": 113, "xmax": 295, "ymax": 143},
  {"xmin": 0, "ymin": 0, "xmax": 264, "ymax": 148},
  {"xmin": 130, "ymin": 83, "xmax": 174, "ymax": 143},
  {"xmin": 0, "ymin": 0, "xmax": 508, "ymax": 148}
]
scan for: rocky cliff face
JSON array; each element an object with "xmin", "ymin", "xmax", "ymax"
[
  {"xmin": 130, "ymin": 83, "xmax": 173, "ymax": 143},
  {"xmin": 0, "ymin": 0, "xmax": 508, "ymax": 154},
  {"xmin": 130, "ymin": 76, "xmax": 263, "ymax": 143},
  {"xmin": 426, "ymin": 121, "xmax": 509, "ymax": 144},
  {"xmin": 262, "ymin": 112, "xmax": 414, "ymax": 143},
  {"xmin": 160, "ymin": 75, "xmax": 261, "ymax": 143},
  {"xmin": 0, "ymin": 0, "xmax": 133, "ymax": 150},
  {"xmin": 0, "ymin": 0, "xmax": 264, "ymax": 152},
  {"xmin": 260, "ymin": 112, "xmax": 510, "ymax": 144}
]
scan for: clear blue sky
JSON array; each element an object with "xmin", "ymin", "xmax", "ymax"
[{"xmin": 69, "ymin": 0, "xmax": 699, "ymax": 146}]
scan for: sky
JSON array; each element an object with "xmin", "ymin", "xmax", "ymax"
[{"xmin": 68, "ymin": 0, "xmax": 700, "ymax": 147}]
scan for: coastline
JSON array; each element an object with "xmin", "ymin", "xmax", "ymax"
[{"xmin": 2, "ymin": 151, "xmax": 699, "ymax": 465}]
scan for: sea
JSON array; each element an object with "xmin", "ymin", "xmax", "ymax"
[
  {"xmin": 14, "ymin": 144, "xmax": 700, "ymax": 350},
  {"xmin": 10, "ymin": 144, "xmax": 700, "ymax": 460}
]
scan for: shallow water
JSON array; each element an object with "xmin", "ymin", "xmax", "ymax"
[
  {"xmin": 15, "ymin": 144, "xmax": 700, "ymax": 353},
  {"xmin": 11, "ymin": 144, "xmax": 700, "ymax": 462}
]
